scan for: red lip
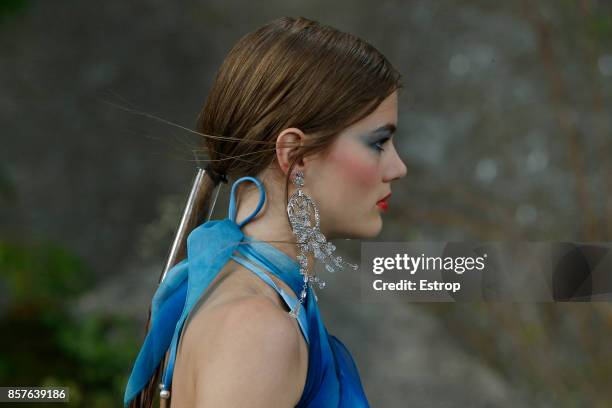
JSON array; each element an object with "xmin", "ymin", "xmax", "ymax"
[{"xmin": 376, "ymin": 193, "xmax": 391, "ymax": 211}]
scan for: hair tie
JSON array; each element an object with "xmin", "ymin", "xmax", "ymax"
[{"xmin": 204, "ymin": 164, "xmax": 228, "ymax": 185}]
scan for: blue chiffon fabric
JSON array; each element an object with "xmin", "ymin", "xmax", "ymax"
[{"xmin": 124, "ymin": 176, "xmax": 370, "ymax": 407}]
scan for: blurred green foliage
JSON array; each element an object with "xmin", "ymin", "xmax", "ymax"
[
  {"xmin": 1, "ymin": 241, "xmax": 90, "ymax": 302},
  {"xmin": 588, "ymin": 14, "xmax": 612, "ymax": 39},
  {"xmin": 0, "ymin": 0, "xmax": 30, "ymax": 23},
  {"xmin": 0, "ymin": 240, "xmax": 140, "ymax": 406}
]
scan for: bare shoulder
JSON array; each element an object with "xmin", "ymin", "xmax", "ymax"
[
  {"xmin": 188, "ymin": 296, "xmax": 307, "ymax": 407},
  {"xmin": 208, "ymin": 295, "xmax": 302, "ymax": 351}
]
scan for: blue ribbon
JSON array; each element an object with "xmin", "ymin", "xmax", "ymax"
[{"xmin": 123, "ymin": 177, "xmax": 267, "ymax": 406}]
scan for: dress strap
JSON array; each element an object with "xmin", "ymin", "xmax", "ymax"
[
  {"xmin": 228, "ymin": 176, "xmax": 266, "ymax": 228},
  {"xmin": 230, "ymin": 252, "xmax": 310, "ymax": 345},
  {"xmin": 227, "ymin": 176, "xmax": 310, "ymax": 343}
]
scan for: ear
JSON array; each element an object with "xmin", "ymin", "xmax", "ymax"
[{"xmin": 275, "ymin": 127, "xmax": 306, "ymax": 176}]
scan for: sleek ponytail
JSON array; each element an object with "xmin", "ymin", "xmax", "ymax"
[{"xmin": 128, "ymin": 168, "xmax": 223, "ymax": 408}]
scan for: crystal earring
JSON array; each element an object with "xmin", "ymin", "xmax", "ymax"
[{"xmin": 286, "ymin": 170, "xmax": 358, "ymax": 318}]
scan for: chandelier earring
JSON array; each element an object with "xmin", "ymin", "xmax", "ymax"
[{"xmin": 286, "ymin": 170, "xmax": 358, "ymax": 318}]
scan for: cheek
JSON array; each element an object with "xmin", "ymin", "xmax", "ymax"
[{"xmin": 327, "ymin": 145, "xmax": 379, "ymax": 189}]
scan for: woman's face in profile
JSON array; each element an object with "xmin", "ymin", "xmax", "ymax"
[{"xmin": 306, "ymin": 91, "xmax": 407, "ymax": 239}]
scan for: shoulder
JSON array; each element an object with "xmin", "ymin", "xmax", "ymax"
[
  {"xmin": 189, "ymin": 294, "xmax": 301, "ymax": 352},
  {"xmin": 188, "ymin": 296, "xmax": 306, "ymax": 406},
  {"xmin": 215, "ymin": 295, "xmax": 301, "ymax": 350}
]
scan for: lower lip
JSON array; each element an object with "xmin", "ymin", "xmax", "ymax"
[{"xmin": 376, "ymin": 200, "xmax": 388, "ymax": 212}]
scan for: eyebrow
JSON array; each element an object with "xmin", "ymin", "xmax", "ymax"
[{"xmin": 371, "ymin": 123, "xmax": 397, "ymax": 136}]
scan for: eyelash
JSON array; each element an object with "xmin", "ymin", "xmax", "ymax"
[{"xmin": 371, "ymin": 137, "xmax": 390, "ymax": 152}]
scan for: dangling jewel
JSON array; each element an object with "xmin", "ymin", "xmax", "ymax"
[
  {"xmin": 286, "ymin": 170, "xmax": 358, "ymax": 319},
  {"xmin": 288, "ymin": 303, "xmax": 301, "ymax": 319},
  {"xmin": 159, "ymin": 384, "xmax": 170, "ymax": 408}
]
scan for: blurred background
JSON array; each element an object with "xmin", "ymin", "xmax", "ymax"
[{"xmin": 1, "ymin": 0, "xmax": 611, "ymax": 406}]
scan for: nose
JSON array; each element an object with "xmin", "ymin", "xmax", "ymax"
[{"xmin": 383, "ymin": 140, "xmax": 407, "ymax": 182}]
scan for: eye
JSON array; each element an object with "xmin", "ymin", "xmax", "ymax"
[{"xmin": 370, "ymin": 137, "xmax": 390, "ymax": 152}]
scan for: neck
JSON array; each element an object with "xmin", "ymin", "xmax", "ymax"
[{"xmin": 234, "ymin": 179, "xmax": 317, "ymax": 277}]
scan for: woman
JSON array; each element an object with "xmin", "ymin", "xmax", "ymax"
[{"xmin": 124, "ymin": 16, "xmax": 407, "ymax": 407}]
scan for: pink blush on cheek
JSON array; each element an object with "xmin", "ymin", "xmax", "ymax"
[{"xmin": 328, "ymin": 144, "xmax": 379, "ymax": 188}]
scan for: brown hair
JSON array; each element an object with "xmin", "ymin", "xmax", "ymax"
[{"xmin": 129, "ymin": 16, "xmax": 401, "ymax": 408}]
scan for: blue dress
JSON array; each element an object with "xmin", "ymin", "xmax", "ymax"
[{"xmin": 124, "ymin": 176, "xmax": 370, "ymax": 407}]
